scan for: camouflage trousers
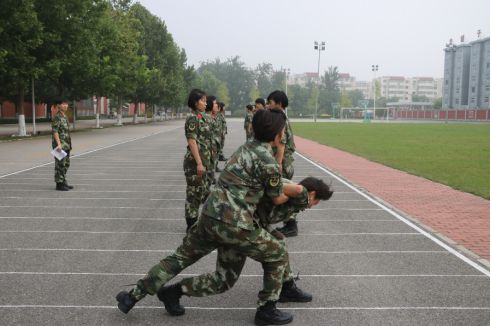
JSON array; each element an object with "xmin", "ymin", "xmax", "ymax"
[
  {"xmin": 184, "ymin": 161, "xmax": 211, "ymax": 223},
  {"xmin": 54, "ymin": 150, "xmax": 70, "ymax": 183},
  {"xmin": 282, "ymin": 155, "xmax": 297, "ymax": 222},
  {"xmin": 131, "ymin": 216, "xmax": 291, "ymax": 306},
  {"xmin": 218, "ymin": 134, "xmax": 225, "ymax": 156}
]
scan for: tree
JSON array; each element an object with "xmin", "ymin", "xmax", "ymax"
[
  {"xmin": 319, "ymin": 66, "xmax": 340, "ymax": 115},
  {"xmin": 347, "ymin": 89, "xmax": 365, "ymax": 108},
  {"xmin": 433, "ymin": 97, "xmax": 442, "ymax": 109},
  {"xmin": 412, "ymin": 94, "xmax": 430, "ymax": 102},
  {"xmin": 340, "ymin": 89, "xmax": 352, "ymax": 108},
  {"xmin": 0, "ymin": 0, "xmax": 43, "ymax": 135},
  {"xmin": 288, "ymin": 84, "xmax": 310, "ymax": 117}
]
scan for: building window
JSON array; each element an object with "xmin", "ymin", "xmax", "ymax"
[
  {"xmin": 485, "ymin": 97, "xmax": 489, "ymax": 103},
  {"xmin": 472, "ymin": 87, "xmax": 475, "ymax": 93}
]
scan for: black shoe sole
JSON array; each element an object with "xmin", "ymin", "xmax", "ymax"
[{"xmin": 254, "ymin": 315, "xmax": 293, "ymax": 326}]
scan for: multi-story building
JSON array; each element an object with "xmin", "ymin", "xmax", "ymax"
[
  {"xmin": 289, "ymin": 72, "xmax": 318, "ymax": 87},
  {"xmin": 443, "ymin": 37, "xmax": 489, "ymax": 109},
  {"xmin": 338, "ymin": 73, "xmax": 371, "ymax": 98}
]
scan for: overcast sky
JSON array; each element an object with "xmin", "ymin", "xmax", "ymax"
[{"xmin": 137, "ymin": 0, "xmax": 489, "ymax": 81}]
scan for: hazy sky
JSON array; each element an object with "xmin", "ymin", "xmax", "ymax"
[{"xmin": 137, "ymin": 0, "xmax": 489, "ymax": 81}]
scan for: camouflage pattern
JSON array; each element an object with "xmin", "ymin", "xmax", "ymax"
[
  {"xmin": 244, "ymin": 111, "xmax": 254, "ymax": 140},
  {"xmin": 210, "ymin": 114, "xmax": 222, "ymax": 173},
  {"xmin": 256, "ymin": 179, "xmax": 309, "ymax": 227},
  {"xmin": 130, "ymin": 140, "xmax": 288, "ymax": 306},
  {"xmin": 52, "ymin": 113, "xmax": 72, "ymax": 183},
  {"xmin": 51, "ymin": 113, "xmax": 72, "ymax": 151},
  {"xmin": 184, "ymin": 111, "xmax": 213, "ymax": 222},
  {"xmin": 203, "ymin": 140, "xmax": 283, "ymax": 231},
  {"xmin": 273, "ymin": 116, "xmax": 296, "ymax": 179},
  {"xmin": 54, "ymin": 151, "xmax": 70, "ymax": 183},
  {"xmin": 217, "ymin": 112, "xmax": 227, "ymax": 156},
  {"xmin": 131, "ymin": 217, "xmax": 288, "ymax": 306}
]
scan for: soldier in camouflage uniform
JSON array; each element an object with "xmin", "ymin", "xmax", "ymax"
[
  {"xmin": 244, "ymin": 104, "xmax": 254, "ymax": 141},
  {"xmin": 217, "ymin": 102, "xmax": 228, "ymax": 161},
  {"xmin": 206, "ymin": 96, "xmax": 222, "ymax": 175},
  {"xmin": 267, "ymin": 90, "xmax": 300, "ymax": 237},
  {"xmin": 51, "ymin": 99, "xmax": 73, "ymax": 191},
  {"xmin": 182, "ymin": 89, "xmax": 213, "ymax": 230},
  {"xmin": 116, "ymin": 109, "xmax": 297, "ymax": 325}
]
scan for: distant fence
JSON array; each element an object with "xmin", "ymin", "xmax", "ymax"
[{"xmin": 392, "ymin": 109, "xmax": 490, "ymax": 121}]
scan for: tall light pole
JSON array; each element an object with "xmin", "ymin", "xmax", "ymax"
[
  {"xmin": 282, "ymin": 67, "xmax": 290, "ymax": 116},
  {"xmin": 314, "ymin": 41, "xmax": 325, "ymax": 122},
  {"xmin": 371, "ymin": 64, "xmax": 379, "ymax": 120}
]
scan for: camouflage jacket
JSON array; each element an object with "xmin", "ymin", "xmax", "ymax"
[
  {"xmin": 202, "ymin": 140, "xmax": 283, "ymax": 230},
  {"xmin": 218, "ymin": 112, "xmax": 227, "ymax": 135},
  {"xmin": 244, "ymin": 111, "xmax": 254, "ymax": 138},
  {"xmin": 210, "ymin": 114, "xmax": 222, "ymax": 145},
  {"xmin": 273, "ymin": 115, "xmax": 296, "ymax": 163},
  {"xmin": 184, "ymin": 111, "xmax": 213, "ymax": 168},
  {"xmin": 51, "ymin": 113, "xmax": 72, "ymax": 151},
  {"xmin": 256, "ymin": 178, "xmax": 309, "ymax": 227}
]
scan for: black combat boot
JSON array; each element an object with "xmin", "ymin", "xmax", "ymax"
[
  {"xmin": 63, "ymin": 181, "xmax": 74, "ymax": 189},
  {"xmin": 254, "ymin": 301, "xmax": 293, "ymax": 326},
  {"xmin": 279, "ymin": 280, "xmax": 312, "ymax": 303},
  {"xmin": 186, "ymin": 218, "xmax": 196, "ymax": 232},
  {"xmin": 275, "ymin": 220, "xmax": 298, "ymax": 237},
  {"xmin": 157, "ymin": 282, "xmax": 185, "ymax": 316},
  {"xmin": 116, "ymin": 290, "xmax": 139, "ymax": 314},
  {"xmin": 218, "ymin": 155, "xmax": 228, "ymax": 161},
  {"xmin": 56, "ymin": 183, "xmax": 69, "ymax": 191}
]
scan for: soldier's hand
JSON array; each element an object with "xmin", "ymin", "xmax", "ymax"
[
  {"xmin": 56, "ymin": 145, "xmax": 62, "ymax": 152},
  {"xmin": 271, "ymin": 229, "xmax": 285, "ymax": 240},
  {"xmin": 197, "ymin": 163, "xmax": 205, "ymax": 177}
]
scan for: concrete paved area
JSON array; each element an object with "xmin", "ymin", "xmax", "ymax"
[{"xmin": 0, "ymin": 120, "xmax": 488, "ymax": 325}]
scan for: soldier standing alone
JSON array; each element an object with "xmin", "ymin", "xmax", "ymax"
[{"xmin": 51, "ymin": 99, "xmax": 73, "ymax": 191}]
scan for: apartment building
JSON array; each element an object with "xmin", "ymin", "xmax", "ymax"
[{"xmin": 443, "ymin": 37, "xmax": 489, "ymax": 109}]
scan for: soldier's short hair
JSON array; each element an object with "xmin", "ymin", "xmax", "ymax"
[
  {"xmin": 255, "ymin": 98, "xmax": 266, "ymax": 106},
  {"xmin": 219, "ymin": 102, "xmax": 225, "ymax": 111},
  {"xmin": 299, "ymin": 177, "xmax": 334, "ymax": 201},
  {"xmin": 246, "ymin": 104, "xmax": 254, "ymax": 111},
  {"xmin": 267, "ymin": 90, "xmax": 288, "ymax": 108},
  {"xmin": 187, "ymin": 88, "xmax": 207, "ymax": 110},
  {"xmin": 253, "ymin": 108, "xmax": 286, "ymax": 142},
  {"xmin": 206, "ymin": 95, "xmax": 217, "ymax": 112}
]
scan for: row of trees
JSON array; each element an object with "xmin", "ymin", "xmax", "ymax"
[
  {"xmin": 194, "ymin": 58, "xmax": 344, "ymax": 117},
  {"xmin": 0, "ymin": 0, "xmax": 194, "ymax": 135}
]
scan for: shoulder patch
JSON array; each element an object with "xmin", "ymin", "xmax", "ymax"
[
  {"xmin": 188, "ymin": 122, "xmax": 196, "ymax": 131},
  {"xmin": 269, "ymin": 175, "xmax": 280, "ymax": 187}
]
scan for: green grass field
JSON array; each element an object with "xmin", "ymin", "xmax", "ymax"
[{"xmin": 292, "ymin": 122, "xmax": 490, "ymax": 199}]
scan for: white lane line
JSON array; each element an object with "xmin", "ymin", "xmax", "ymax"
[
  {"xmin": 0, "ymin": 217, "xmax": 397, "ymax": 222},
  {"xmin": 0, "ymin": 217, "xmax": 184, "ymax": 221},
  {"xmin": 0, "ymin": 206, "xmax": 182, "ymax": 210},
  {"xmin": 0, "ymin": 128, "xmax": 180, "ymax": 180},
  {"xmin": 0, "ymin": 177, "xmax": 184, "ymax": 181},
  {"xmin": 0, "ymin": 248, "xmax": 447, "ymax": 254},
  {"xmin": 0, "ymin": 272, "xmax": 487, "ymax": 278},
  {"xmin": 0, "ymin": 305, "xmax": 487, "ymax": 310},
  {"xmin": 0, "ymin": 230, "xmax": 421, "ymax": 236},
  {"xmin": 0, "ymin": 190, "xmax": 185, "ymax": 193},
  {"xmin": 0, "ymin": 206, "xmax": 375, "ymax": 211},
  {"xmin": 295, "ymin": 152, "xmax": 490, "ymax": 276},
  {"xmin": 0, "ymin": 197, "xmax": 184, "ymax": 201}
]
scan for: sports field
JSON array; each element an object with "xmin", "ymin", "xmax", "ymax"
[{"xmin": 292, "ymin": 122, "xmax": 490, "ymax": 199}]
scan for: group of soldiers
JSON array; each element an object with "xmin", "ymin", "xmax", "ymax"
[
  {"xmin": 116, "ymin": 89, "xmax": 334, "ymax": 325},
  {"xmin": 244, "ymin": 94, "xmax": 300, "ymax": 237}
]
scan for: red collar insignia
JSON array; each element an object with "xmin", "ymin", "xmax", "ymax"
[{"xmin": 197, "ymin": 113, "xmax": 203, "ymax": 119}]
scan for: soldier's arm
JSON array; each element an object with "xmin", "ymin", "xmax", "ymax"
[
  {"xmin": 52, "ymin": 117, "xmax": 62, "ymax": 150},
  {"xmin": 187, "ymin": 139, "xmax": 204, "ymax": 176},
  {"xmin": 283, "ymin": 183, "xmax": 303, "ymax": 198}
]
